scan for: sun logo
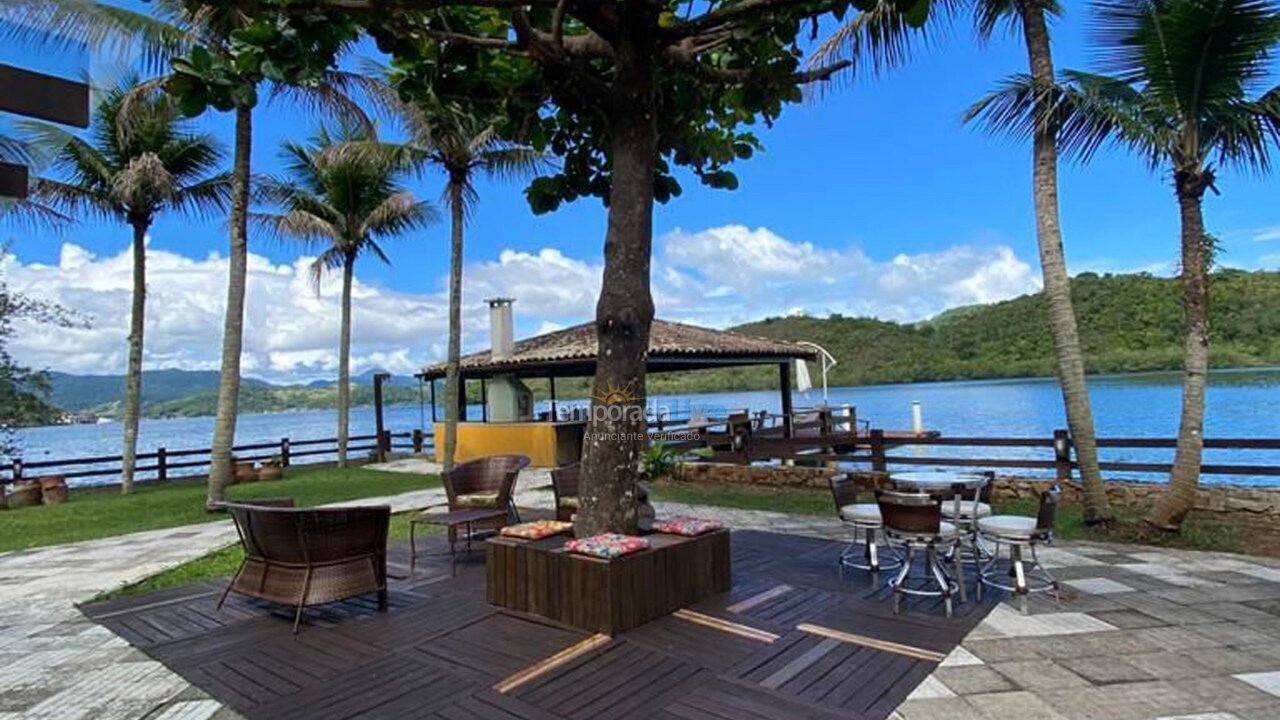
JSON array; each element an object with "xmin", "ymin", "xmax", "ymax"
[{"xmin": 591, "ymin": 380, "xmax": 638, "ymax": 405}]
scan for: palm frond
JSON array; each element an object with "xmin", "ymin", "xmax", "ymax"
[
  {"xmin": 27, "ymin": 177, "xmax": 120, "ymax": 221},
  {"xmin": 0, "ymin": 197, "xmax": 75, "ymax": 232},
  {"xmin": 360, "ymin": 192, "xmax": 438, "ymax": 238},
  {"xmin": 172, "ymin": 172, "xmax": 233, "ymax": 219},
  {"xmin": 0, "ymin": 0, "xmax": 188, "ymax": 74},
  {"xmin": 807, "ymin": 0, "xmax": 963, "ymax": 84},
  {"xmin": 252, "ymin": 209, "xmax": 339, "ymax": 245}
]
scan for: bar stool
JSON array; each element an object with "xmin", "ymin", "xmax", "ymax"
[
  {"xmin": 876, "ymin": 490, "xmax": 966, "ymax": 618},
  {"xmin": 940, "ymin": 472, "xmax": 994, "ymax": 568},
  {"xmin": 977, "ymin": 485, "xmax": 1062, "ymax": 614},
  {"xmin": 828, "ymin": 474, "xmax": 900, "ymax": 575}
]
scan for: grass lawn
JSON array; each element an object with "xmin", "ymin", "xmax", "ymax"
[
  {"xmin": 0, "ymin": 465, "xmax": 438, "ymax": 553},
  {"xmin": 650, "ymin": 480, "xmax": 1246, "ymax": 555}
]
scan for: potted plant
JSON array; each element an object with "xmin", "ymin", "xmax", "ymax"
[
  {"xmin": 7, "ymin": 480, "xmax": 42, "ymax": 509},
  {"xmin": 234, "ymin": 459, "xmax": 258, "ymax": 484},
  {"xmin": 258, "ymin": 456, "xmax": 284, "ymax": 481},
  {"xmin": 38, "ymin": 475, "xmax": 69, "ymax": 505}
]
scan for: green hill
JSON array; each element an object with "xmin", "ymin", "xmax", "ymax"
[
  {"xmin": 143, "ymin": 383, "xmax": 424, "ymax": 418},
  {"xmin": 644, "ymin": 269, "xmax": 1280, "ymax": 394}
]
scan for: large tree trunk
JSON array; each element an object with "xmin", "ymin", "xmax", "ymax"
[
  {"xmin": 1017, "ymin": 1, "xmax": 1112, "ymax": 523},
  {"xmin": 1148, "ymin": 176, "xmax": 1212, "ymax": 530},
  {"xmin": 119, "ymin": 218, "xmax": 148, "ymax": 494},
  {"xmin": 576, "ymin": 6, "xmax": 658, "ymax": 537},
  {"xmin": 337, "ymin": 252, "xmax": 354, "ymax": 467},
  {"xmin": 206, "ymin": 105, "xmax": 252, "ymax": 509},
  {"xmin": 442, "ymin": 177, "xmax": 466, "ymax": 471}
]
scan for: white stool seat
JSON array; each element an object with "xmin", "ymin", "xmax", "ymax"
[
  {"xmin": 840, "ymin": 503, "xmax": 882, "ymax": 524},
  {"xmin": 978, "ymin": 515, "xmax": 1040, "ymax": 540},
  {"xmin": 942, "ymin": 502, "xmax": 992, "ymax": 519}
]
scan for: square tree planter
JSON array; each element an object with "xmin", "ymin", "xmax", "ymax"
[{"xmin": 486, "ymin": 529, "xmax": 731, "ymax": 635}]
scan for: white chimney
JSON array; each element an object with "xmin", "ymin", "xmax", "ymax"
[{"xmin": 487, "ymin": 297, "xmax": 515, "ymax": 361}]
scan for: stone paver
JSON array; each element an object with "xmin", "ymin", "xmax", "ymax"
[{"xmin": 8, "ymin": 456, "xmax": 1280, "ymax": 720}]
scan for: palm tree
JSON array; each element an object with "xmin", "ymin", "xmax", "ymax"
[
  {"xmin": 3, "ymin": 0, "xmax": 370, "ymax": 507},
  {"xmin": 24, "ymin": 78, "xmax": 229, "ymax": 493},
  {"xmin": 256, "ymin": 124, "xmax": 435, "ymax": 465},
  {"xmin": 963, "ymin": 0, "xmax": 1114, "ymax": 524},
  {"xmin": 815, "ymin": 0, "xmax": 1114, "ymax": 523},
  {"xmin": 971, "ymin": 0, "xmax": 1280, "ymax": 529}
]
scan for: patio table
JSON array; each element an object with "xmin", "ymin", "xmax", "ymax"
[
  {"xmin": 410, "ymin": 507, "xmax": 507, "ymax": 575},
  {"xmin": 890, "ymin": 470, "xmax": 990, "ymax": 525}
]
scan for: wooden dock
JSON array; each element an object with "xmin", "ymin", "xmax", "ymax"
[{"xmin": 82, "ymin": 530, "xmax": 998, "ymax": 720}]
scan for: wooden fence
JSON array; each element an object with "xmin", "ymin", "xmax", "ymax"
[
  {"xmin": 0, "ymin": 429, "xmax": 435, "ymax": 487},
  {"xmin": 736, "ymin": 428, "xmax": 1280, "ymax": 481}
]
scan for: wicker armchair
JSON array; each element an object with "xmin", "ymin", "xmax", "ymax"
[
  {"xmin": 218, "ymin": 501, "xmax": 390, "ymax": 633},
  {"xmin": 441, "ymin": 454, "xmax": 530, "ymax": 535},
  {"xmin": 550, "ymin": 463, "xmax": 581, "ymax": 522}
]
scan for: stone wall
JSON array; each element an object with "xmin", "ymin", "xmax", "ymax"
[{"xmin": 674, "ymin": 461, "xmax": 1280, "ymax": 524}]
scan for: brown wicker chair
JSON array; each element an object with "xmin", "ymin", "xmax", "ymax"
[
  {"xmin": 550, "ymin": 462, "xmax": 581, "ymax": 522},
  {"xmin": 440, "ymin": 454, "xmax": 531, "ymax": 536},
  {"xmin": 219, "ymin": 501, "xmax": 391, "ymax": 633}
]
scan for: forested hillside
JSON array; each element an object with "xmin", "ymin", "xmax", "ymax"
[{"xmin": 645, "ymin": 269, "xmax": 1280, "ymax": 394}]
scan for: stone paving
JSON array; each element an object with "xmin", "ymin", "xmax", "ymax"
[{"xmin": 5, "ymin": 458, "xmax": 1280, "ymax": 720}]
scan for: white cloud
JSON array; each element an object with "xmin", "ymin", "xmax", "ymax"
[
  {"xmin": 1253, "ymin": 226, "xmax": 1280, "ymax": 242},
  {"xmin": 2, "ymin": 225, "xmax": 1042, "ymax": 380}
]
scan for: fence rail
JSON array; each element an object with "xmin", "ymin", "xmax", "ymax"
[
  {"xmin": 1, "ymin": 429, "xmax": 436, "ymax": 487},
  {"xmin": 738, "ymin": 428, "xmax": 1280, "ymax": 481}
]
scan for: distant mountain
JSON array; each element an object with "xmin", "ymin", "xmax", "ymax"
[{"xmin": 45, "ymin": 369, "xmax": 421, "ymax": 417}]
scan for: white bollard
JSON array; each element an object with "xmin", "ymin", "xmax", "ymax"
[{"xmin": 911, "ymin": 400, "xmax": 923, "ymax": 435}]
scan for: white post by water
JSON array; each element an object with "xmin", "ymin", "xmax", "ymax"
[{"xmin": 911, "ymin": 400, "xmax": 923, "ymax": 435}]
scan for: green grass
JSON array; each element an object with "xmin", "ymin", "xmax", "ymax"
[
  {"xmin": 650, "ymin": 480, "xmax": 1246, "ymax": 555},
  {"xmin": 0, "ymin": 465, "xmax": 438, "ymax": 553},
  {"xmin": 99, "ymin": 511, "xmax": 437, "ymax": 601}
]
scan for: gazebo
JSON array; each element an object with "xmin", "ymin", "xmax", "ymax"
[{"xmin": 417, "ymin": 303, "xmax": 818, "ymax": 466}]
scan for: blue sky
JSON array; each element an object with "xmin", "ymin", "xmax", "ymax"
[{"xmin": 1, "ymin": 5, "xmax": 1278, "ymax": 381}]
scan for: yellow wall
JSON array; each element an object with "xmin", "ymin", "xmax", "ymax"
[{"xmin": 434, "ymin": 422, "xmax": 562, "ymax": 467}]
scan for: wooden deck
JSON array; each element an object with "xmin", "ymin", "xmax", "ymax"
[{"xmin": 81, "ymin": 530, "xmax": 1000, "ymax": 720}]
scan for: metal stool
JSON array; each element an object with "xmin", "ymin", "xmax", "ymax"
[
  {"xmin": 877, "ymin": 490, "xmax": 966, "ymax": 618},
  {"xmin": 977, "ymin": 486, "xmax": 1062, "ymax": 614},
  {"xmin": 829, "ymin": 474, "xmax": 901, "ymax": 574}
]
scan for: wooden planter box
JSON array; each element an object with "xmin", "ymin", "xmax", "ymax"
[{"xmin": 487, "ymin": 529, "xmax": 731, "ymax": 635}]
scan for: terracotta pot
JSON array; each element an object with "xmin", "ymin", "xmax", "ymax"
[
  {"xmin": 235, "ymin": 462, "xmax": 258, "ymax": 484},
  {"xmin": 257, "ymin": 463, "xmax": 283, "ymax": 481},
  {"xmin": 7, "ymin": 481, "xmax": 42, "ymax": 509},
  {"xmin": 38, "ymin": 475, "xmax": 69, "ymax": 505}
]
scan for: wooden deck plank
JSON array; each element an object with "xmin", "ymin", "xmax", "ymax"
[{"xmin": 79, "ymin": 530, "xmax": 1000, "ymax": 720}]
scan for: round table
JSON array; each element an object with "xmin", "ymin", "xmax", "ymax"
[{"xmin": 890, "ymin": 471, "xmax": 991, "ymax": 524}]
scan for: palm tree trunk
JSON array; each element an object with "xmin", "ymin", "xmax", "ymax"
[
  {"xmin": 120, "ymin": 219, "xmax": 148, "ymax": 494},
  {"xmin": 442, "ymin": 177, "xmax": 465, "ymax": 471},
  {"xmin": 577, "ymin": 11, "xmax": 658, "ymax": 537},
  {"xmin": 206, "ymin": 104, "xmax": 252, "ymax": 509},
  {"xmin": 1017, "ymin": 0, "xmax": 1112, "ymax": 523},
  {"xmin": 337, "ymin": 252, "xmax": 354, "ymax": 467},
  {"xmin": 1148, "ymin": 178, "xmax": 1211, "ymax": 530}
]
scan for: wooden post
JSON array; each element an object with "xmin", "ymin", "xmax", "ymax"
[
  {"xmin": 157, "ymin": 447, "xmax": 168, "ymax": 483},
  {"xmin": 412, "ymin": 429, "xmax": 424, "ymax": 454},
  {"xmin": 548, "ymin": 376, "xmax": 557, "ymax": 421},
  {"xmin": 281, "ymin": 438, "xmax": 291, "ymax": 468},
  {"xmin": 12, "ymin": 458, "xmax": 22, "ymax": 482},
  {"xmin": 378, "ymin": 430, "xmax": 392, "ymax": 460},
  {"xmin": 373, "ymin": 372, "xmax": 389, "ymax": 459},
  {"xmin": 481, "ymin": 378, "xmax": 488, "ymax": 422},
  {"xmin": 429, "ymin": 378, "xmax": 437, "ymax": 423},
  {"xmin": 779, "ymin": 362, "xmax": 794, "ymax": 438},
  {"xmin": 870, "ymin": 429, "xmax": 887, "ymax": 473},
  {"xmin": 1053, "ymin": 429, "xmax": 1072, "ymax": 482}
]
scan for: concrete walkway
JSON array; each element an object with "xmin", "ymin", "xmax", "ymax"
[{"xmin": 5, "ymin": 458, "xmax": 1280, "ymax": 720}]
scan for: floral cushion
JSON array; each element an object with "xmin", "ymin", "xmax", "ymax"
[
  {"xmin": 652, "ymin": 516, "xmax": 724, "ymax": 536},
  {"xmin": 455, "ymin": 493, "xmax": 499, "ymax": 507},
  {"xmin": 564, "ymin": 533, "xmax": 650, "ymax": 559},
  {"xmin": 500, "ymin": 520, "xmax": 574, "ymax": 540}
]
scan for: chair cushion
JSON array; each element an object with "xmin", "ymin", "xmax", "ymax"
[
  {"xmin": 500, "ymin": 520, "xmax": 573, "ymax": 540},
  {"xmin": 652, "ymin": 516, "xmax": 723, "ymax": 536},
  {"xmin": 942, "ymin": 502, "xmax": 993, "ymax": 518},
  {"xmin": 456, "ymin": 493, "xmax": 499, "ymax": 507},
  {"xmin": 978, "ymin": 515, "xmax": 1040, "ymax": 539},
  {"xmin": 558, "ymin": 496, "xmax": 580, "ymax": 510},
  {"xmin": 839, "ymin": 503, "xmax": 882, "ymax": 523},
  {"xmin": 565, "ymin": 533, "xmax": 650, "ymax": 559}
]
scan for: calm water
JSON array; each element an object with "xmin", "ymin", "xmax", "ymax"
[{"xmin": 14, "ymin": 368, "xmax": 1280, "ymax": 487}]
